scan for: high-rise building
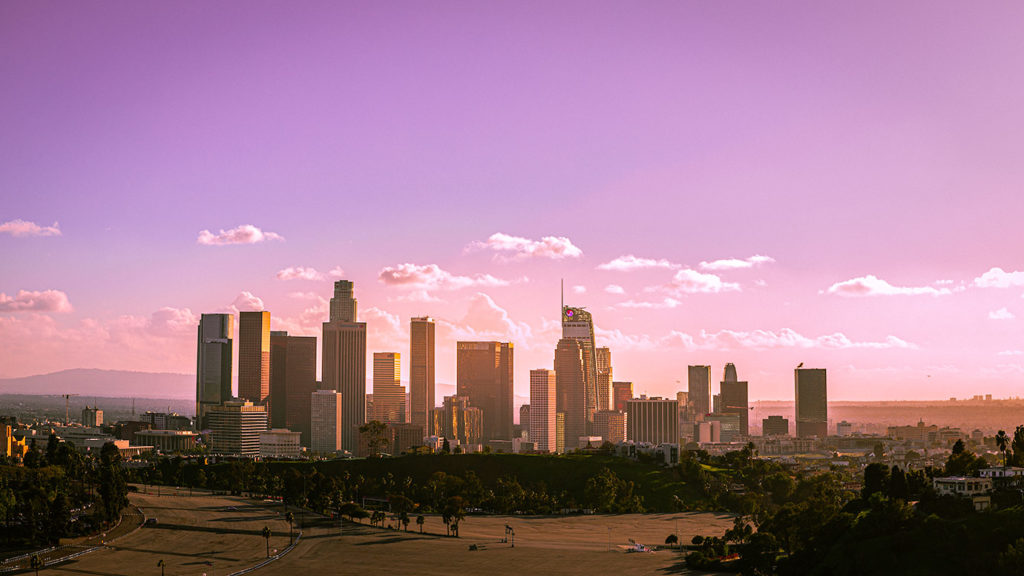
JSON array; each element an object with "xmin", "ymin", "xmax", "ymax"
[
  {"xmin": 196, "ymin": 313, "xmax": 233, "ymax": 430},
  {"xmin": 456, "ymin": 341, "xmax": 513, "ymax": 441},
  {"xmin": 626, "ymin": 397, "xmax": 678, "ymax": 444},
  {"xmin": 266, "ymin": 333, "xmax": 318, "ymax": 446},
  {"xmin": 687, "ymin": 366, "xmax": 711, "ymax": 419},
  {"xmin": 719, "ymin": 363, "xmax": 749, "ymax": 437},
  {"xmin": 440, "ymin": 395, "xmax": 483, "ymax": 445},
  {"xmin": 795, "ymin": 368, "xmax": 828, "ymax": 438},
  {"xmin": 373, "ymin": 352, "xmax": 405, "ymax": 424},
  {"xmin": 593, "ymin": 410, "xmax": 626, "ymax": 444},
  {"xmin": 409, "ymin": 317, "xmax": 435, "ymax": 430},
  {"xmin": 311, "ymin": 389, "xmax": 342, "ymax": 454},
  {"xmin": 762, "ymin": 415, "xmax": 790, "ymax": 436},
  {"xmin": 555, "ymin": 412, "xmax": 565, "ymax": 453},
  {"xmin": 595, "ymin": 347, "xmax": 612, "ymax": 412},
  {"xmin": 529, "ymin": 369, "xmax": 556, "ymax": 453},
  {"xmin": 555, "ymin": 338, "xmax": 587, "ymax": 447},
  {"xmin": 519, "ymin": 404, "xmax": 531, "ymax": 430},
  {"xmin": 389, "ymin": 423, "xmax": 425, "ymax": 455},
  {"xmin": 81, "ymin": 406, "xmax": 103, "ymax": 428},
  {"xmin": 612, "ymin": 381, "xmax": 633, "ymax": 412},
  {"xmin": 206, "ymin": 401, "xmax": 267, "ymax": 456},
  {"xmin": 707, "ymin": 413, "xmax": 741, "ymax": 442},
  {"xmin": 269, "ymin": 331, "xmax": 289, "ymax": 429},
  {"xmin": 238, "ymin": 311, "xmax": 270, "ymax": 406},
  {"xmin": 322, "ymin": 280, "xmax": 367, "ymax": 454},
  {"xmin": 561, "ymin": 305, "xmax": 599, "ymax": 432},
  {"xmin": 676, "ymin": 391, "xmax": 690, "ymax": 439}
]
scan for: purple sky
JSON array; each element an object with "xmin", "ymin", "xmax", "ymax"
[{"xmin": 3, "ymin": 2, "xmax": 1024, "ymax": 401}]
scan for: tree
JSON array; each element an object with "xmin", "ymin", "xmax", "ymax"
[
  {"xmin": 285, "ymin": 511, "xmax": 294, "ymax": 545},
  {"xmin": 30, "ymin": 554, "xmax": 42, "ymax": 576},
  {"xmin": 665, "ymin": 533, "xmax": 679, "ymax": 548},
  {"xmin": 888, "ymin": 466, "xmax": 909, "ymax": 501},
  {"xmin": 442, "ymin": 438, "xmax": 451, "ymax": 454},
  {"xmin": 997, "ymin": 430, "xmax": 1010, "ymax": 467},
  {"xmin": 1012, "ymin": 426, "xmax": 1024, "ymax": 467},
  {"xmin": 359, "ymin": 421, "xmax": 391, "ymax": 457},
  {"xmin": 416, "ymin": 515, "xmax": 425, "ymax": 533},
  {"xmin": 262, "ymin": 526, "xmax": 271, "ymax": 558},
  {"xmin": 157, "ymin": 559, "xmax": 165, "ymax": 576},
  {"xmin": 952, "ymin": 439, "xmax": 965, "ymax": 455},
  {"xmin": 862, "ymin": 463, "xmax": 889, "ymax": 499}
]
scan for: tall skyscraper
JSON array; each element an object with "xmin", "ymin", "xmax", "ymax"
[
  {"xmin": 595, "ymin": 347, "xmax": 612, "ymax": 412},
  {"xmin": 311, "ymin": 389, "xmax": 343, "ymax": 454},
  {"xmin": 612, "ymin": 381, "xmax": 633, "ymax": 412},
  {"xmin": 561, "ymin": 305, "xmax": 599, "ymax": 432},
  {"xmin": 441, "ymin": 395, "xmax": 484, "ymax": 445},
  {"xmin": 456, "ymin": 341, "xmax": 514, "ymax": 441},
  {"xmin": 373, "ymin": 352, "xmax": 405, "ymax": 424},
  {"xmin": 626, "ymin": 396, "xmax": 679, "ymax": 444},
  {"xmin": 529, "ymin": 369, "xmax": 556, "ymax": 453},
  {"xmin": 555, "ymin": 338, "xmax": 587, "ymax": 448},
  {"xmin": 719, "ymin": 362, "xmax": 749, "ymax": 437},
  {"xmin": 409, "ymin": 317, "xmax": 435, "ymax": 429},
  {"xmin": 687, "ymin": 365, "xmax": 711, "ymax": 418},
  {"xmin": 323, "ymin": 280, "xmax": 367, "ymax": 453},
  {"xmin": 238, "ymin": 311, "xmax": 271, "ymax": 406},
  {"xmin": 277, "ymin": 334, "xmax": 317, "ymax": 446},
  {"xmin": 795, "ymin": 368, "xmax": 828, "ymax": 438},
  {"xmin": 269, "ymin": 331, "xmax": 289, "ymax": 429},
  {"xmin": 196, "ymin": 313, "xmax": 233, "ymax": 430}
]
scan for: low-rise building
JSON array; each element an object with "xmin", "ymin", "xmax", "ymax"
[
  {"xmin": 259, "ymin": 429, "xmax": 302, "ymax": 458},
  {"xmin": 933, "ymin": 476, "xmax": 992, "ymax": 511},
  {"xmin": 135, "ymin": 430, "xmax": 200, "ymax": 454}
]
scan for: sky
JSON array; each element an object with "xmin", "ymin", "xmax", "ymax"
[{"xmin": 3, "ymin": 1, "xmax": 1024, "ymax": 402}]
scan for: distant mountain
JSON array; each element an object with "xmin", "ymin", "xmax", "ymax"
[{"xmin": 0, "ymin": 369, "xmax": 194, "ymax": 400}]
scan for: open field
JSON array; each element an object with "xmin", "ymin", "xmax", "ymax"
[{"xmin": 29, "ymin": 490, "xmax": 733, "ymax": 575}]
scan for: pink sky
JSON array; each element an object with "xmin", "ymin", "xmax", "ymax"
[{"xmin": 3, "ymin": 2, "xmax": 1024, "ymax": 401}]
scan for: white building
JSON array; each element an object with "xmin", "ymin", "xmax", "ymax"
[
  {"xmin": 259, "ymin": 429, "xmax": 301, "ymax": 458},
  {"xmin": 529, "ymin": 369, "xmax": 557, "ymax": 453}
]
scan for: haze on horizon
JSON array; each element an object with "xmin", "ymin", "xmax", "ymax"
[{"xmin": 3, "ymin": 2, "xmax": 1024, "ymax": 402}]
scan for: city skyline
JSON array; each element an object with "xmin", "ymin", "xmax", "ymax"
[{"xmin": 5, "ymin": 3, "xmax": 1024, "ymax": 402}]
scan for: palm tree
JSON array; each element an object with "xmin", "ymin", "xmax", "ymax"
[
  {"xmin": 997, "ymin": 430, "xmax": 1010, "ymax": 467},
  {"xmin": 30, "ymin": 554, "xmax": 42, "ymax": 576},
  {"xmin": 157, "ymin": 559, "xmax": 165, "ymax": 576},
  {"xmin": 416, "ymin": 515, "xmax": 425, "ymax": 534},
  {"xmin": 285, "ymin": 512, "xmax": 295, "ymax": 545},
  {"xmin": 262, "ymin": 525, "xmax": 272, "ymax": 558}
]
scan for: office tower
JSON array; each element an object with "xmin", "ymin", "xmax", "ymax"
[
  {"xmin": 687, "ymin": 366, "xmax": 711, "ymax": 418},
  {"xmin": 269, "ymin": 331, "xmax": 288, "ymax": 429},
  {"xmin": 196, "ymin": 313, "xmax": 233, "ymax": 430},
  {"xmin": 81, "ymin": 406, "xmax": 103, "ymax": 428},
  {"xmin": 456, "ymin": 341, "xmax": 514, "ymax": 441},
  {"xmin": 554, "ymin": 338, "xmax": 587, "ymax": 448},
  {"xmin": 712, "ymin": 393, "xmax": 722, "ymax": 414},
  {"xmin": 595, "ymin": 347, "xmax": 612, "ymax": 412},
  {"xmin": 593, "ymin": 410, "xmax": 626, "ymax": 444},
  {"xmin": 719, "ymin": 363, "xmax": 749, "ymax": 437},
  {"xmin": 561, "ymin": 305, "xmax": 599, "ymax": 431},
  {"xmin": 612, "ymin": 381, "xmax": 633, "ymax": 412},
  {"xmin": 311, "ymin": 390, "xmax": 342, "ymax": 453},
  {"xmin": 762, "ymin": 415, "xmax": 790, "ymax": 436},
  {"xmin": 238, "ymin": 311, "xmax": 271, "ymax": 406},
  {"xmin": 206, "ymin": 401, "xmax": 267, "ymax": 456},
  {"xmin": 795, "ymin": 368, "xmax": 828, "ymax": 438},
  {"xmin": 676, "ymin": 391, "xmax": 690, "ymax": 439},
  {"xmin": 389, "ymin": 423, "xmax": 425, "ymax": 455},
  {"xmin": 625, "ymin": 396, "xmax": 679, "ymax": 444},
  {"xmin": 441, "ymin": 395, "xmax": 483, "ymax": 445},
  {"xmin": 373, "ymin": 352, "xmax": 405, "ymax": 424},
  {"xmin": 707, "ymin": 413, "xmax": 741, "ymax": 442},
  {"xmin": 323, "ymin": 280, "xmax": 367, "ymax": 454},
  {"xmin": 555, "ymin": 412, "xmax": 566, "ymax": 453},
  {"xmin": 529, "ymin": 369, "xmax": 556, "ymax": 453},
  {"xmin": 265, "ymin": 333, "xmax": 318, "ymax": 446},
  {"xmin": 519, "ymin": 404, "xmax": 531, "ymax": 430},
  {"xmin": 410, "ymin": 317, "xmax": 435, "ymax": 430},
  {"xmin": 259, "ymin": 429, "xmax": 301, "ymax": 458}
]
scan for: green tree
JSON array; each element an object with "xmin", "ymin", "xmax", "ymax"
[
  {"xmin": 262, "ymin": 525, "xmax": 271, "ymax": 557},
  {"xmin": 1012, "ymin": 426, "xmax": 1024, "ymax": 467},
  {"xmin": 665, "ymin": 533, "xmax": 679, "ymax": 548},
  {"xmin": 285, "ymin": 511, "xmax": 294, "ymax": 545},
  {"xmin": 888, "ymin": 466, "xmax": 909, "ymax": 501},
  {"xmin": 861, "ymin": 463, "xmax": 889, "ymax": 499},
  {"xmin": 416, "ymin": 515, "xmax": 425, "ymax": 533},
  {"xmin": 996, "ymin": 430, "xmax": 1010, "ymax": 467}
]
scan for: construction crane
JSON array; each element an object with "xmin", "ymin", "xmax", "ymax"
[{"xmin": 62, "ymin": 393, "xmax": 79, "ymax": 425}]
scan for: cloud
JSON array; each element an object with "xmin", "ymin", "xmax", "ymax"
[
  {"xmin": 604, "ymin": 284, "xmax": 625, "ymax": 295},
  {"xmin": 197, "ymin": 224, "xmax": 284, "ymax": 246},
  {"xmin": 989, "ymin": 307, "xmax": 1015, "ymax": 320},
  {"xmin": 0, "ymin": 219, "xmax": 61, "ymax": 237},
  {"xmin": 975, "ymin": 267, "xmax": 1024, "ymax": 288},
  {"xmin": 699, "ymin": 255, "xmax": 775, "ymax": 271},
  {"xmin": 328, "ymin": 266, "xmax": 345, "ymax": 278},
  {"xmin": 277, "ymin": 266, "xmax": 325, "ymax": 281},
  {"xmin": 617, "ymin": 298, "xmax": 682, "ymax": 309},
  {"xmin": 998, "ymin": 350, "xmax": 1023, "ymax": 356},
  {"xmin": 127, "ymin": 307, "xmax": 199, "ymax": 337},
  {"xmin": 378, "ymin": 263, "xmax": 509, "ymax": 291},
  {"xmin": 468, "ymin": 233, "xmax": 582, "ymax": 260},
  {"xmin": 597, "ymin": 255, "xmax": 679, "ymax": 271},
  {"xmin": 226, "ymin": 291, "xmax": 265, "ymax": 313},
  {"xmin": 435, "ymin": 293, "xmax": 534, "ymax": 347},
  {"xmin": 694, "ymin": 328, "xmax": 916, "ymax": 350},
  {"xmin": 825, "ymin": 275, "xmax": 952, "ymax": 297},
  {"xmin": 0, "ymin": 290, "xmax": 73, "ymax": 313},
  {"xmin": 665, "ymin": 269, "xmax": 740, "ymax": 294},
  {"xmin": 572, "ymin": 285, "xmax": 587, "ymax": 294}
]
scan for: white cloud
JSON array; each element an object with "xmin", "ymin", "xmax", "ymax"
[
  {"xmin": 328, "ymin": 266, "xmax": 345, "ymax": 278},
  {"xmin": 468, "ymin": 232, "xmax": 582, "ymax": 260},
  {"xmin": 572, "ymin": 285, "xmax": 587, "ymax": 294},
  {"xmin": 197, "ymin": 224, "xmax": 284, "ymax": 246},
  {"xmin": 226, "ymin": 291, "xmax": 265, "ymax": 313},
  {"xmin": 989, "ymin": 307, "xmax": 1015, "ymax": 320},
  {"xmin": 437, "ymin": 293, "xmax": 533, "ymax": 346},
  {"xmin": 699, "ymin": 255, "xmax": 775, "ymax": 271},
  {"xmin": 665, "ymin": 269, "xmax": 740, "ymax": 294},
  {"xmin": 276, "ymin": 266, "xmax": 325, "ymax": 281},
  {"xmin": 0, "ymin": 219, "xmax": 61, "ymax": 237},
  {"xmin": 825, "ymin": 275, "xmax": 951, "ymax": 297},
  {"xmin": 617, "ymin": 298, "xmax": 682, "ymax": 309},
  {"xmin": 0, "ymin": 290, "xmax": 73, "ymax": 313},
  {"xmin": 378, "ymin": 263, "xmax": 509, "ymax": 291},
  {"xmin": 597, "ymin": 255, "xmax": 679, "ymax": 271},
  {"xmin": 975, "ymin": 267, "xmax": 1024, "ymax": 288},
  {"xmin": 604, "ymin": 284, "xmax": 625, "ymax": 295},
  {"xmin": 998, "ymin": 350, "xmax": 1023, "ymax": 356},
  {"xmin": 287, "ymin": 291, "xmax": 320, "ymax": 300}
]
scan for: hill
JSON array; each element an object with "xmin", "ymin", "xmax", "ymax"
[{"xmin": 0, "ymin": 368, "xmax": 194, "ymax": 399}]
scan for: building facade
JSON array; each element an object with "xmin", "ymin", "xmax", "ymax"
[
  {"xmin": 612, "ymin": 381, "xmax": 633, "ymax": 412},
  {"xmin": 719, "ymin": 363, "xmax": 749, "ymax": 437},
  {"xmin": 626, "ymin": 397, "xmax": 679, "ymax": 445},
  {"xmin": 795, "ymin": 368, "xmax": 827, "ymax": 438},
  {"xmin": 529, "ymin": 369, "xmax": 556, "ymax": 453},
  {"xmin": 762, "ymin": 415, "xmax": 790, "ymax": 436},
  {"xmin": 207, "ymin": 401, "xmax": 267, "ymax": 457},
  {"xmin": 409, "ymin": 317, "xmax": 435, "ymax": 430},
  {"xmin": 373, "ymin": 352, "xmax": 405, "ymax": 424},
  {"xmin": 322, "ymin": 280, "xmax": 366, "ymax": 454},
  {"xmin": 311, "ymin": 389, "xmax": 342, "ymax": 454},
  {"xmin": 259, "ymin": 429, "xmax": 302, "ymax": 458},
  {"xmin": 196, "ymin": 313, "xmax": 233, "ymax": 429},
  {"xmin": 269, "ymin": 333, "xmax": 317, "ymax": 447},
  {"xmin": 593, "ymin": 410, "xmax": 626, "ymax": 444},
  {"xmin": 561, "ymin": 305, "xmax": 599, "ymax": 432},
  {"xmin": 456, "ymin": 341, "xmax": 513, "ymax": 441},
  {"xmin": 688, "ymin": 365, "xmax": 711, "ymax": 419},
  {"xmin": 238, "ymin": 310, "xmax": 271, "ymax": 406}
]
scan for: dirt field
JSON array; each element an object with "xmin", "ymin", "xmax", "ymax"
[{"xmin": 34, "ymin": 491, "xmax": 734, "ymax": 575}]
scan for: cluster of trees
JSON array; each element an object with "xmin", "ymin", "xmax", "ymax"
[{"xmin": 1, "ymin": 436, "xmax": 128, "ymax": 549}]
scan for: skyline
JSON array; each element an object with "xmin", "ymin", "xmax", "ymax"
[{"xmin": 4, "ymin": 2, "xmax": 1024, "ymax": 400}]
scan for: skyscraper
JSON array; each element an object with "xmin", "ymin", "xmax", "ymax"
[
  {"xmin": 238, "ymin": 311, "xmax": 271, "ymax": 406},
  {"xmin": 373, "ymin": 352, "xmax": 405, "ymax": 424},
  {"xmin": 626, "ymin": 396, "xmax": 679, "ymax": 444},
  {"xmin": 409, "ymin": 317, "xmax": 435, "ymax": 429},
  {"xmin": 561, "ymin": 305, "xmax": 599, "ymax": 432},
  {"xmin": 311, "ymin": 389, "xmax": 342, "ymax": 454},
  {"xmin": 196, "ymin": 313, "xmax": 233, "ymax": 430},
  {"xmin": 206, "ymin": 400, "xmax": 267, "ymax": 456},
  {"xmin": 269, "ymin": 331, "xmax": 289, "ymax": 429},
  {"xmin": 795, "ymin": 368, "xmax": 828, "ymax": 438},
  {"xmin": 529, "ymin": 369, "xmax": 556, "ymax": 453},
  {"xmin": 441, "ymin": 395, "xmax": 484, "ymax": 445},
  {"xmin": 595, "ymin": 347, "xmax": 612, "ymax": 412},
  {"xmin": 612, "ymin": 381, "xmax": 633, "ymax": 412},
  {"xmin": 279, "ymin": 334, "xmax": 317, "ymax": 446},
  {"xmin": 456, "ymin": 341, "xmax": 514, "ymax": 441},
  {"xmin": 719, "ymin": 362, "xmax": 749, "ymax": 437},
  {"xmin": 323, "ymin": 280, "xmax": 367, "ymax": 453},
  {"xmin": 688, "ymin": 365, "xmax": 711, "ymax": 418},
  {"xmin": 554, "ymin": 338, "xmax": 587, "ymax": 447}
]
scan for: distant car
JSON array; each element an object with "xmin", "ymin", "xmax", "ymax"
[
  {"xmin": 145, "ymin": 518, "xmax": 158, "ymax": 525},
  {"xmin": 225, "ymin": 506, "xmax": 237, "ymax": 511}
]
